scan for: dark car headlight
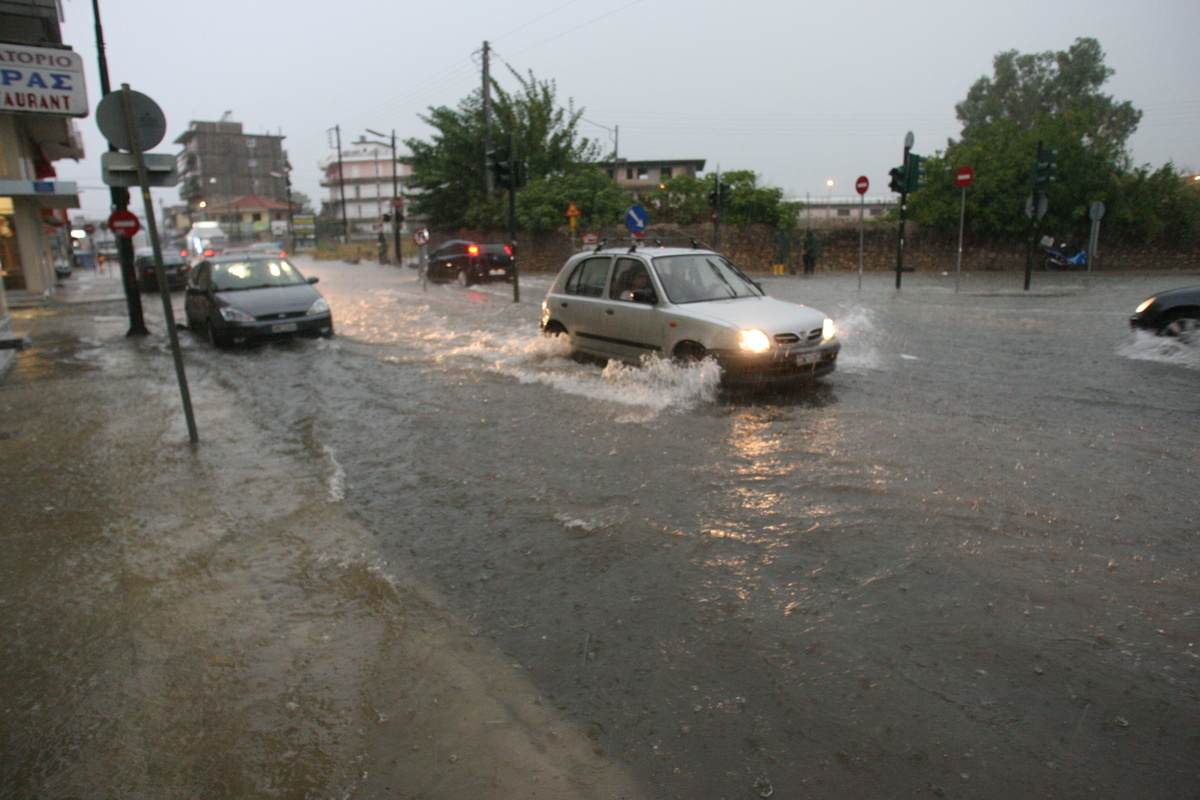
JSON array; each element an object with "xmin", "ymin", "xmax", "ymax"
[
  {"xmin": 1134, "ymin": 298, "xmax": 1156, "ymax": 314},
  {"xmin": 219, "ymin": 305, "xmax": 255, "ymax": 323}
]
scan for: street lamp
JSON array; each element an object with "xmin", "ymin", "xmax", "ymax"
[
  {"xmin": 360, "ymin": 128, "xmax": 400, "ymax": 265},
  {"xmin": 826, "ymin": 179, "xmax": 834, "ymax": 219}
]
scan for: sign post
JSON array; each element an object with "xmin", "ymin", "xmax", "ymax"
[
  {"xmin": 100, "ymin": 85, "xmax": 198, "ymax": 444},
  {"xmin": 565, "ymin": 202, "xmax": 582, "ymax": 250},
  {"xmin": 855, "ymin": 176, "xmax": 869, "ymax": 290},
  {"xmin": 954, "ymin": 166, "xmax": 974, "ymax": 293}
]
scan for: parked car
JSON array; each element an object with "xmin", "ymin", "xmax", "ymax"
[
  {"xmin": 1130, "ymin": 285, "xmax": 1200, "ymax": 342},
  {"xmin": 223, "ymin": 242, "xmax": 288, "ymax": 258},
  {"xmin": 184, "ymin": 253, "xmax": 333, "ymax": 348},
  {"xmin": 134, "ymin": 247, "xmax": 191, "ymax": 291},
  {"xmin": 427, "ymin": 240, "xmax": 514, "ymax": 285},
  {"xmin": 540, "ymin": 244, "xmax": 840, "ymax": 386}
]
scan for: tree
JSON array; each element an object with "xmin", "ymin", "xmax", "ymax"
[
  {"xmin": 648, "ymin": 170, "xmax": 800, "ymax": 228},
  {"xmin": 514, "ymin": 166, "xmax": 627, "ymax": 235},
  {"xmin": 402, "ymin": 68, "xmax": 604, "ymax": 230},
  {"xmin": 910, "ymin": 37, "xmax": 1166, "ymax": 238}
]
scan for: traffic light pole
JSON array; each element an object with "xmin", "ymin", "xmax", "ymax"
[
  {"xmin": 91, "ymin": 0, "xmax": 147, "ymax": 336},
  {"xmin": 895, "ymin": 142, "xmax": 910, "ymax": 289}
]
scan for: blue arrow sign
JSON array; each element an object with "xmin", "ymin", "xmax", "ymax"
[{"xmin": 625, "ymin": 204, "xmax": 648, "ymax": 234}]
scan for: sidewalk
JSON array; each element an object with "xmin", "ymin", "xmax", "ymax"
[{"xmin": 0, "ymin": 282, "xmax": 646, "ymax": 799}]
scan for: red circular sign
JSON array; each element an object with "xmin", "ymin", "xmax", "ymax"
[
  {"xmin": 955, "ymin": 166, "xmax": 975, "ymax": 188},
  {"xmin": 412, "ymin": 227, "xmax": 430, "ymax": 246},
  {"xmin": 83, "ymin": 223, "xmax": 96, "ymax": 234},
  {"xmin": 107, "ymin": 209, "xmax": 140, "ymax": 239},
  {"xmin": 855, "ymin": 176, "xmax": 869, "ymax": 195}
]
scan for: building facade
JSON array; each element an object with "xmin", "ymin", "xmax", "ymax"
[
  {"xmin": 607, "ymin": 158, "xmax": 706, "ymax": 193},
  {"xmin": 319, "ymin": 143, "xmax": 410, "ymax": 239},
  {"xmin": 175, "ymin": 118, "xmax": 290, "ymax": 243},
  {"xmin": 1, "ymin": 0, "xmax": 86, "ymax": 365}
]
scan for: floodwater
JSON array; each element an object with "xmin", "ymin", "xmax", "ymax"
[{"xmin": 2, "ymin": 257, "xmax": 1197, "ymax": 799}]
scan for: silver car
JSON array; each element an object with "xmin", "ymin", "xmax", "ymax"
[{"xmin": 540, "ymin": 245, "xmax": 839, "ymax": 385}]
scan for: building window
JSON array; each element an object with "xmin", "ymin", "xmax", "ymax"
[
  {"xmin": 252, "ymin": 213, "xmax": 262, "ymax": 222},
  {"xmin": 837, "ymin": 208, "xmax": 851, "ymax": 217},
  {"xmin": 626, "ymin": 168, "xmax": 634, "ymax": 180},
  {"xmin": 661, "ymin": 167, "xmax": 672, "ymax": 180},
  {"xmin": 637, "ymin": 168, "xmax": 649, "ymax": 180}
]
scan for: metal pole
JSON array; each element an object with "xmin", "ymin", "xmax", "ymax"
[
  {"xmin": 91, "ymin": 0, "xmax": 148, "ymax": 336},
  {"xmin": 895, "ymin": 144, "xmax": 910, "ymax": 290},
  {"xmin": 119, "ymin": 85, "xmax": 198, "ymax": 445},
  {"xmin": 955, "ymin": 185, "xmax": 966, "ymax": 293},
  {"xmin": 335, "ymin": 125, "xmax": 348, "ymax": 244},
  {"xmin": 858, "ymin": 192, "xmax": 864, "ymax": 291}
]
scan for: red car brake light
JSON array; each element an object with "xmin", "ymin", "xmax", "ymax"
[
  {"xmin": 467, "ymin": 244, "xmax": 480, "ymax": 256},
  {"xmin": 504, "ymin": 245, "xmax": 513, "ymax": 256},
  {"xmin": 203, "ymin": 248, "xmax": 215, "ymax": 257}
]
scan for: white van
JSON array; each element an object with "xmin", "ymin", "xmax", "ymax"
[{"xmin": 186, "ymin": 222, "xmax": 228, "ymax": 262}]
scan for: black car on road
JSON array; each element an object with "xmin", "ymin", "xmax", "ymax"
[
  {"xmin": 184, "ymin": 254, "xmax": 333, "ymax": 348},
  {"xmin": 1130, "ymin": 285, "xmax": 1200, "ymax": 343},
  {"xmin": 135, "ymin": 248, "xmax": 191, "ymax": 292},
  {"xmin": 426, "ymin": 240, "xmax": 514, "ymax": 286}
]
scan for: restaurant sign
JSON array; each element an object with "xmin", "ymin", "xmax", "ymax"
[{"xmin": 0, "ymin": 43, "xmax": 88, "ymax": 117}]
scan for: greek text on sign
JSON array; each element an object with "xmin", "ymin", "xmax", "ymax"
[{"xmin": 0, "ymin": 43, "xmax": 88, "ymax": 117}]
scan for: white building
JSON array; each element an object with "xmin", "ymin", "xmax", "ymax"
[{"xmin": 319, "ymin": 143, "xmax": 411, "ymax": 239}]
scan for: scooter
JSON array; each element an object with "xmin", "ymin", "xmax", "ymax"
[{"xmin": 1043, "ymin": 243, "xmax": 1087, "ymax": 271}]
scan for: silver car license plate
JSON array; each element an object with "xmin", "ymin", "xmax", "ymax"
[
  {"xmin": 795, "ymin": 351, "xmax": 821, "ymax": 366},
  {"xmin": 271, "ymin": 322, "xmax": 298, "ymax": 333}
]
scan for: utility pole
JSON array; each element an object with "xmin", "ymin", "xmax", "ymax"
[
  {"xmin": 90, "ymin": 0, "xmax": 147, "ymax": 336},
  {"xmin": 482, "ymin": 41, "xmax": 493, "ymax": 194},
  {"xmin": 333, "ymin": 125, "xmax": 348, "ymax": 243}
]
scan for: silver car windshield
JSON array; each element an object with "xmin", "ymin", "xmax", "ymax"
[
  {"xmin": 651, "ymin": 254, "xmax": 763, "ymax": 304},
  {"xmin": 211, "ymin": 258, "xmax": 305, "ymax": 291}
]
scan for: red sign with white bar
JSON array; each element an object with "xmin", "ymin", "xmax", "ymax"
[{"xmin": 107, "ymin": 209, "xmax": 140, "ymax": 239}]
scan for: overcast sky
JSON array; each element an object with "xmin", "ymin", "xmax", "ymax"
[{"xmin": 53, "ymin": 0, "xmax": 1200, "ymax": 221}]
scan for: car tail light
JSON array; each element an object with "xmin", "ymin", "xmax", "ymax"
[
  {"xmin": 203, "ymin": 248, "xmax": 215, "ymax": 257},
  {"xmin": 504, "ymin": 245, "xmax": 513, "ymax": 256},
  {"xmin": 180, "ymin": 249, "xmax": 189, "ymax": 258},
  {"xmin": 279, "ymin": 251, "xmax": 287, "ymax": 258},
  {"xmin": 467, "ymin": 244, "xmax": 480, "ymax": 256}
]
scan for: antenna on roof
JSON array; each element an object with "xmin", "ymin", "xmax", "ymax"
[{"xmin": 219, "ymin": 110, "xmax": 233, "ymax": 122}]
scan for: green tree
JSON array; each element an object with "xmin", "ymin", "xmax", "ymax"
[
  {"xmin": 402, "ymin": 68, "xmax": 603, "ymax": 230},
  {"xmin": 514, "ymin": 166, "xmax": 628, "ymax": 234},
  {"xmin": 648, "ymin": 170, "xmax": 799, "ymax": 228},
  {"xmin": 911, "ymin": 37, "xmax": 1160, "ymax": 238}
]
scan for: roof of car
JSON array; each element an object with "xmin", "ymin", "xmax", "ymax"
[{"xmin": 579, "ymin": 244, "xmax": 721, "ymax": 258}]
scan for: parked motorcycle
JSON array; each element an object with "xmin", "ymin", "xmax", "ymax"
[{"xmin": 1043, "ymin": 243, "xmax": 1088, "ymax": 271}]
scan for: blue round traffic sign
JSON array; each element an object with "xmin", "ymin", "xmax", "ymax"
[{"xmin": 625, "ymin": 204, "xmax": 648, "ymax": 234}]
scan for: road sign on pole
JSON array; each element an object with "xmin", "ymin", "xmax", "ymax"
[
  {"xmin": 855, "ymin": 176, "xmax": 869, "ymax": 195},
  {"xmin": 955, "ymin": 166, "xmax": 974, "ymax": 292},
  {"xmin": 107, "ymin": 208, "xmax": 140, "ymax": 239}
]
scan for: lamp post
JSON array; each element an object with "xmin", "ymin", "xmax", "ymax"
[{"xmin": 361, "ymin": 128, "xmax": 400, "ymax": 265}]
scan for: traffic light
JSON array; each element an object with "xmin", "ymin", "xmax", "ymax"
[
  {"xmin": 889, "ymin": 165, "xmax": 907, "ymax": 193},
  {"xmin": 708, "ymin": 180, "xmax": 731, "ymax": 207},
  {"xmin": 1032, "ymin": 141, "xmax": 1058, "ymax": 189},
  {"xmin": 488, "ymin": 146, "xmax": 512, "ymax": 189},
  {"xmin": 512, "ymin": 159, "xmax": 527, "ymax": 190},
  {"xmin": 905, "ymin": 152, "xmax": 926, "ymax": 193}
]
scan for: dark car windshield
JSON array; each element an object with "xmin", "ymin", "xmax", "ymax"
[
  {"xmin": 210, "ymin": 258, "xmax": 306, "ymax": 291},
  {"xmin": 651, "ymin": 254, "xmax": 763, "ymax": 303}
]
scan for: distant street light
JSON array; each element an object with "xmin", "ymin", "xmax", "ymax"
[{"xmin": 359, "ymin": 128, "xmax": 401, "ymax": 265}]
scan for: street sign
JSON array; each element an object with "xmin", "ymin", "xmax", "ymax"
[
  {"xmin": 1090, "ymin": 201, "xmax": 1106, "ymax": 221},
  {"xmin": 100, "ymin": 151, "xmax": 179, "ymax": 187},
  {"xmin": 625, "ymin": 204, "xmax": 648, "ymax": 235},
  {"xmin": 95, "ymin": 89, "xmax": 166, "ymax": 153},
  {"xmin": 955, "ymin": 166, "xmax": 975, "ymax": 188},
  {"xmin": 412, "ymin": 227, "xmax": 430, "ymax": 246},
  {"xmin": 855, "ymin": 176, "xmax": 869, "ymax": 195},
  {"xmin": 107, "ymin": 209, "xmax": 140, "ymax": 239},
  {"xmin": 565, "ymin": 202, "xmax": 581, "ymax": 217},
  {"xmin": 391, "ymin": 197, "xmax": 404, "ymax": 209}
]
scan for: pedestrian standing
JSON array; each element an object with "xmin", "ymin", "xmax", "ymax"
[{"xmin": 803, "ymin": 228, "xmax": 819, "ymax": 274}]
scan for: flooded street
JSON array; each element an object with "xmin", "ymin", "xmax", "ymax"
[{"xmin": 3, "ymin": 257, "xmax": 1197, "ymax": 799}]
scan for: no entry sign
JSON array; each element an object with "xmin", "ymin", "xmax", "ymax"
[
  {"xmin": 107, "ymin": 209, "xmax": 140, "ymax": 239},
  {"xmin": 955, "ymin": 166, "xmax": 975, "ymax": 188},
  {"xmin": 855, "ymin": 176, "xmax": 869, "ymax": 195}
]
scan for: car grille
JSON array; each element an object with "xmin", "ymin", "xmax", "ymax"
[
  {"xmin": 774, "ymin": 328, "xmax": 824, "ymax": 346},
  {"xmin": 256, "ymin": 310, "xmax": 307, "ymax": 322}
]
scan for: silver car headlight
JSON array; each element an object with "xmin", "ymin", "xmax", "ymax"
[
  {"xmin": 307, "ymin": 297, "xmax": 330, "ymax": 315},
  {"xmin": 739, "ymin": 328, "xmax": 771, "ymax": 353},
  {"xmin": 219, "ymin": 305, "xmax": 255, "ymax": 323},
  {"xmin": 822, "ymin": 318, "xmax": 836, "ymax": 341}
]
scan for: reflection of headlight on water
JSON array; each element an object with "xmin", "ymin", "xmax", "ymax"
[
  {"xmin": 739, "ymin": 329, "xmax": 771, "ymax": 353},
  {"xmin": 823, "ymin": 318, "xmax": 836, "ymax": 341}
]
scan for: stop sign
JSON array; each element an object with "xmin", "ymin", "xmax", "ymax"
[
  {"xmin": 855, "ymin": 176, "xmax": 869, "ymax": 195},
  {"xmin": 108, "ymin": 209, "xmax": 140, "ymax": 239},
  {"xmin": 955, "ymin": 166, "xmax": 975, "ymax": 188}
]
